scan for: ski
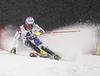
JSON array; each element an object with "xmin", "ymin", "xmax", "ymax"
[
  {"xmin": 29, "ymin": 52, "xmax": 61, "ymax": 60},
  {"xmin": 0, "ymin": 48, "xmax": 61, "ymax": 60}
]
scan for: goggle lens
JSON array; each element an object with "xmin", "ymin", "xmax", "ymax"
[{"xmin": 27, "ymin": 24, "xmax": 33, "ymax": 27}]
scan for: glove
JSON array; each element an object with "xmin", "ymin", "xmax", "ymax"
[{"xmin": 10, "ymin": 48, "xmax": 16, "ymax": 54}]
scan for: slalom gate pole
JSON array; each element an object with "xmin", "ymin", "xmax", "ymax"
[{"xmin": 51, "ymin": 30, "xmax": 80, "ymax": 34}]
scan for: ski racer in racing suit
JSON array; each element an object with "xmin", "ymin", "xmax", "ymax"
[{"xmin": 10, "ymin": 17, "xmax": 59, "ymax": 59}]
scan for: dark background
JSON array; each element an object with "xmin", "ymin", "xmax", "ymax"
[{"xmin": 0, "ymin": 0, "xmax": 100, "ymax": 31}]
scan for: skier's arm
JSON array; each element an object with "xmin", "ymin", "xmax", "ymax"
[
  {"xmin": 10, "ymin": 27, "xmax": 21, "ymax": 54},
  {"xmin": 33, "ymin": 24, "xmax": 45, "ymax": 35},
  {"xmin": 12, "ymin": 27, "xmax": 21, "ymax": 48},
  {"xmin": 32, "ymin": 31, "xmax": 44, "ymax": 35}
]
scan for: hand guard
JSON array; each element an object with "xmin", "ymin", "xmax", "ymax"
[
  {"xmin": 32, "ymin": 31, "xmax": 42, "ymax": 36},
  {"xmin": 10, "ymin": 48, "xmax": 16, "ymax": 54}
]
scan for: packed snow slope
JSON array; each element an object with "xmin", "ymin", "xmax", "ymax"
[
  {"xmin": 0, "ymin": 24, "xmax": 100, "ymax": 76},
  {"xmin": 0, "ymin": 54, "xmax": 100, "ymax": 76}
]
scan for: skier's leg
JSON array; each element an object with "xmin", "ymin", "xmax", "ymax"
[
  {"xmin": 25, "ymin": 40, "xmax": 41, "ymax": 53},
  {"xmin": 33, "ymin": 37, "xmax": 49, "ymax": 55},
  {"xmin": 41, "ymin": 46, "xmax": 54, "ymax": 55},
  {"xmin": 41, "ymin": 46, "xmax": 60, "ymax": 60},
  {"xmin": 33, "ymin": 37, "xmax": 60, "ymax": 59},
  {"xmin": 34, "ymin": 36, "xmax": 43, "ymax": 47},
  {"xmin": 24, "ymin": 38, "xmax": 47, "ymax": 56}
]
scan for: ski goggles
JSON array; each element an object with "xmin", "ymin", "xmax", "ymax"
[{"xmin": 27, "ymin": 24, "xmax": 33, "ymax": 27}]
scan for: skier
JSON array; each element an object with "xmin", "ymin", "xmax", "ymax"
[
  {"xmin": 10, "ymin": 17, "xmax": 60, "ymax": 60},
  {"xmin": 0, "ymin": 28, "xmax": 7, "ymax": 50}
]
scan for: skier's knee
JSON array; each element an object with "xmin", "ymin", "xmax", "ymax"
[{"xmin": 26, "ymin": 40, "xmax": 31, "ymax": 45}]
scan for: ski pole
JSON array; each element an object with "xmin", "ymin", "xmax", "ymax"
[
  {"xmin": 51, "ymin": 30, "xmax": 80, "ymax": 34},
  {"xmin": 0, "ymin": 48, "xmax": 9, "ymax": 52}
]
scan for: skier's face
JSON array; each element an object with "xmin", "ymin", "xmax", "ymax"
[{"xmin": 26, "ymin": 24, "xmax": 33, "ymax": 30}]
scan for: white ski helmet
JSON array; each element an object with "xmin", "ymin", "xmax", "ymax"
[
  {"xmin": 25, "ymin": 17, "xmax": 35, "ymax": 30},
  {"xmin": 25, "ymin": 17, "xmax": 35, "ymax": 25}
]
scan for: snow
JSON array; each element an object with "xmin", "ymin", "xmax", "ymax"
[
  {"xmin": 0, "ymin": 25, "xmax": 100, "ymax": 76},
  {"xmin": 0, "ymin": 54, "xmax": 100, "ymax": 76}
]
